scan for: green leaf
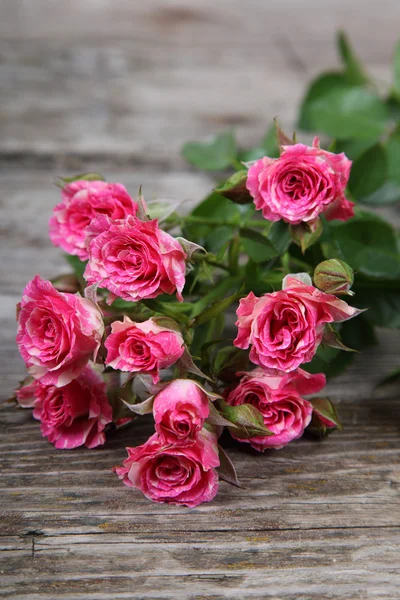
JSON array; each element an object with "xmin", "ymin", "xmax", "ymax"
[
  {"xmin": 205, "ymin": 226, "xmax": 233, "ymax": 255},
  {"xmin": 302, "ymin": 86, "xmax": 388, "ymax": 139},
  {"xmin": 181, "ymin": 130, "xmax": 236, "ymax": 171},
  {"xmin": 240, "ymin": 228, "xmax": 279, "ymax": 263},
  {"xmin": 386, "ymin": 126, "xmax": 400, "ymax": 184},
  {"xmin": 218, "ymin": 399, "xmax": 273, "ymax": 438},
  {"xmin": 327, "ymin": 212, "xmax": 400, "ymax": 279},
  {"xmin": 183, "ymin": 192, "xmax": 241, "ymax": 243},
  {"xmin": 142, "ymin": 300, "xmax": 190, "ymax": 325},
  {"xmin": 334, "ymin": 138, "xmax": 378, "ymax": 161},
  {"xmin": 190, "ymin": 313, "xmax": 225, "ymax": 359},
  {"xmin": 340, "ymin": 315, "xmax": 378, "ymax": 350},
  {"xmin": 192, "ymin": 192, "xmax": 241, "ymax": 220},
  {"xmin": 120, "ymin": 395, "xmax": 154, "ymax": 416},
  {"xmin": 349, "ymin": 144, "xmax": 387, "ymax": 200},
  {"xmin": 393, "ymin": 40, "xmax": 400, "ymax": 99},
  {"xmin": 215, "ymin": 170, "xmax": 252, "ymax": 205},
  {"xmin": 55, "ymin": 172, "xmax": 106, "ymax": 187},
  {"xmin": 298, "ymin": 72, "xmax": 349, "ymax": 131},
  {"xmin": 65, "ymin": 254, "xmax": 87, "ymax": 279},
  {"xmin": 262, "ymin": 123, "xmax": 281, "ymax": 155},
  {"xmin": 207, "ymin": 402, "xmax": 233, "ymax": 427},
  {"xmin": 212, "ymin": 346, "xmax": 249, "ymax": 383},
  {"xmin": 195, "ymin": 290, "xmax": 239, "ymax": 326},
  {"xmin": 354, "ymin": 282, "xmax": 400, "ymax": 329},
  {"xmin": 337, "ymin": 30, "xmax": 370, "ymax": 86},
  {"xmin": 268, "ymin": 221, "xmax": 292, "ymax": 255},
  {"xmin": 191, "ymin": 276, "xmax": 240, "ymax": 318},
  {"xmin": 357, "ymin": 181, "xmax": 400, "ymax": 206}
]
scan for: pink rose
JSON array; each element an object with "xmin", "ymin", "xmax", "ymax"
[
  {"xmin": 226, "ymin": 368, "xmax": 325, "ymax": 450},
  {"xmin": 16, "ymin": 366, "xmax": 112, "ymax": 449},
  {"xmin": 16, "ymin": 276, "xmax": 104, "ymax": 387},
  {"xmin": 15, "ymin": 379, "xmax": 37, "ymax": 408},
  {"xmin": 49, "ymin": 180, "xmax": 138, "ymax": 260},
  {"xmin": 153, "ymin": 379, "xmax": 210, "ymax": 445},
  {"xmin": 115, "ymin": 429, "xmax": 219, "ymax": 507},
  {"xmin": 246, "ymin": 137, "xmax": 354, "ymax": 224},
  {"xmin": 84, "ymin": 215, "xmax": 187, "ymax": 303},
  {"xmin": 235, "ymin": 275, "xmax": 361, "ymax": 372},
  {"xmin": 105, "ymin": 317, "xmax": 184, "ymax": 383}
]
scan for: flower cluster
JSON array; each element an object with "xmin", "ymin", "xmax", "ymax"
[
  {"xmin": 115, "ymin": 380, "xmax": 220, "ymax": 506},
  {"xmin": 15, "ymin": 131, "xmax": 362, "ymax": 507}
]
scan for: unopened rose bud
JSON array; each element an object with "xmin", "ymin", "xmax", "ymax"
[{"xmin": 314, "ymin": 259, "xmax": 354, "ymax": 296}]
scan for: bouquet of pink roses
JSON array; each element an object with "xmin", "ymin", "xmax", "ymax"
[{"xmin": 14, "ymin": 122, "xmax": 372, "ymax": 507}]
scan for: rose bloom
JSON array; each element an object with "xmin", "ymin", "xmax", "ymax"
[
  {"xmin": 105, "ymin": 317, "xmax": 184, "ymax": 383},
  {"xmin": 84, "ymin": 215, "xmax": 187, "ymax": 303},
  {"xmin": 115, "ymin": 429, "xmax": 219, "ymax": 507},
  {"xmin": 16, "ymin": 276, "xmax": 104, "ymax": 387},
  {"xmin": 246, "ymin": 137, "xmax": 354, "ymax": 224},
  {"xmin": 235, "ymin": 274, "xmax": 361, "ymax": 372},
  {"xmin": 16, "ymin": 366, "xmax": 112, "ymax": 449},
  {"xmin": 153, "ymin": 379, "xmax": 210, "ymax": 445},
  {"xmin": 226, "ymin": 368, "xmax": 325, "ymax": 450},
  {"xmin": 49, "ymin": 180, "xmax": 138, "ymax": 260}
]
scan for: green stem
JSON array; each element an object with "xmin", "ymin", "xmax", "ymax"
[
  {"xmin": 230, "ymin": 158, "xmax": 244, "ymax": 171},
  {"xmin": 174, "ymin": 215, "xmax": 268, "ymax": 229},
  {"xmin": 203, "ymin": 256, "xmax": 232, "ymax": 273}
]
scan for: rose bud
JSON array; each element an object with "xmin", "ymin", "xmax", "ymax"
[
  {"xmin": 105, "ymin": 317, "xmax": 184, "ymax": 384},
  {"xmin": 16, "ymin": 366, "xmax": 112, "ymax": 449},
  {"xmin": 314, "ymin": 259, "xmax": 354, "ymax": 296},
  {"xmin": 234, "ymin": 273, "xmax": 362, "ymax": 373},
  {"xmin": 16, "ymin": 276, "xmax": 104, "ymax": 387},
  {"xmin": 152, "ymin": 379, "xmax": 210, "ymax": 445},
  {"xmin": 49, "ymin": 180, "xmax": 138, "ymax": 260},
  {"xmin": 84, "ymin": 214, "xmax": 187, "ymax": 303},
  {"xmin": 114, "ymin": 429, "xmax": 219, "ymax": 507},
  {"xmin": 246, "ymin": 136, "xmax": 354, "ymax": 224},
  {"xmin": 225, "ymin": 368, "xmax": 326, "ymax": 450}
]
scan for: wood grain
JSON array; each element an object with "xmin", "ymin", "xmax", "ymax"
[
  {"xmin": 1, "ymin": 1, "xmax": 400, "ymax": 598},
  {"xmin": 0, "ymin": 0, "xmax": 398, "ymax": 165}
]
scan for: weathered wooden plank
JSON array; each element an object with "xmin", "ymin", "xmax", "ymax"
[
  {"xmin": 1, "ymin": 4, "xmax": 400, "ymax": 597},
  {"xmin": 1, "ymin": 0, "xmax": 399, "ymax": 51},
  {"xmin": 1, "ymin": 392, "xmax": 399, "ymax": 538},
  {"xmin": 0, "ymin": 1, "xmax": 398, "ymax": 163},
  {"xmin": 1, "ymin": 528, "xmax": 399, "ymax": 599}
]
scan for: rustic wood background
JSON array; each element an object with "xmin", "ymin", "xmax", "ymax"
[{"xmin": 1, "ymin": 1, "xmax": 400, "ymax": 598}]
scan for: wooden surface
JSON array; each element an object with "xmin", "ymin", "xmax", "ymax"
[{"xmin": 1, "ymin": 1, "xmax": 400, "ymax": 598}]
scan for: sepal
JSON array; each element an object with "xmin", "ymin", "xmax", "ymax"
[
  {"xmin": 217, "ymin": 399, "xmax": 273, "ymax": 439},
  {"xmin": 306, "ymin": 397, "xmax": 342, "ymax": 438},
  {"xmin": 217, "ymin": 445, "xmax": 244, "ymax": 488},
  {"xmin": 289, "ymin": 218, "xmax": 323, "ymax": 253}
]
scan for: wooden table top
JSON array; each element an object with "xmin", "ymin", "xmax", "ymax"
[{"xmin": 1, "ymin": 2, "xmax": 400, "ymax": 598}]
